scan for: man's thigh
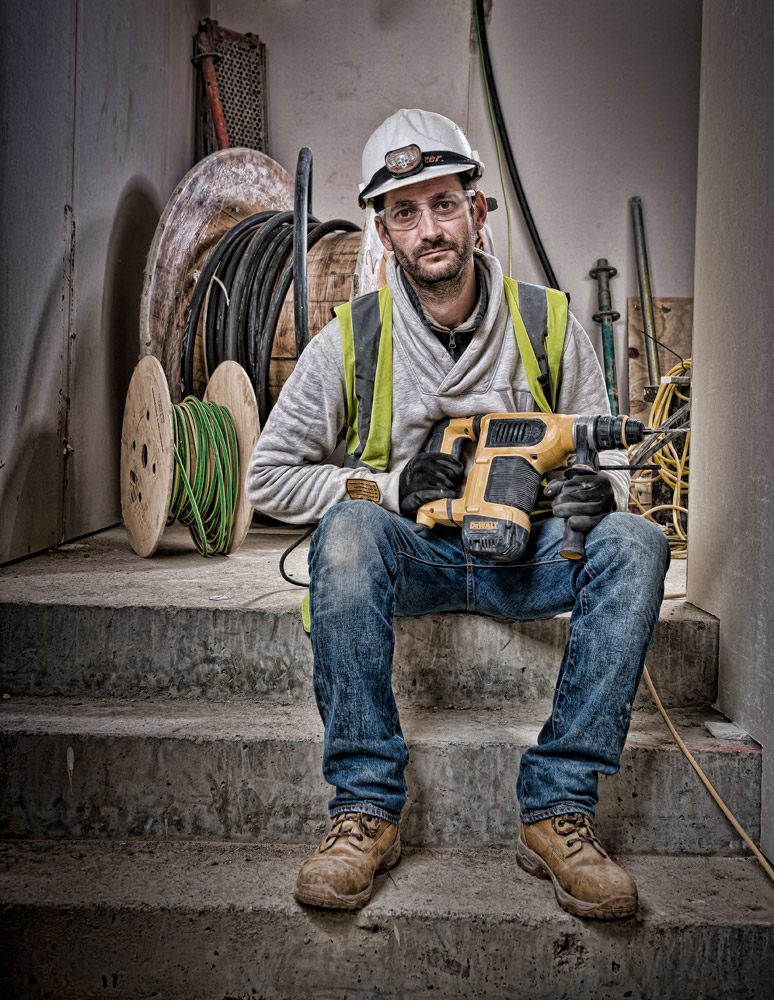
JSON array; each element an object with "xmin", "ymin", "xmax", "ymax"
[
  {"xmin": 469, "ymin": 516, "xmax": 583, "ymax": 621},
  {"xmin": 392, "ymin": 515, "xmax": 581, "ymax": 621},
  {"xmin": 391, "ymin": 520, "xmax": 472, "ymax": 618}
]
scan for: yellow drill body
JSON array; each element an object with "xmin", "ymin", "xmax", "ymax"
[{"xmin": 416, "ymin": 412, "xmax": 644, "ymax": 562}]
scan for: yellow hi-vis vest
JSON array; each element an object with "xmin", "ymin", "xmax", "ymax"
[
  {"xmin": 301, "ymin": 277, "xmax": 569, "ymax": 633},
  {"xmin": 334, "ymin": 277, "xmax": 569, "ymax": 472}
]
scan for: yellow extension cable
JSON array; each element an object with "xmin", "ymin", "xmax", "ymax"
[
  {"xmin": 629, "ymin": 359, "xmax": 691, "ymax": 559},
  {"xmin": 643, "ymin": 664, "xmax": 774, "ymax": 883},
  {"xmin": 629, "ymin": 364, "xmax": 774, "ymax": 882}
]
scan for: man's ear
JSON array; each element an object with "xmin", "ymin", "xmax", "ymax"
[
  {"xmin": 374, "ymin": 216, "xmax": 393, "ymax": 252},
  {"xmin": 473, "ymin": 190, "xmax": 488, "ymax": 232}
]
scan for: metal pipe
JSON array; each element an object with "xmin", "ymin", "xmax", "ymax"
[
  {"xmin": 194, "ymin": 32, "xmax": 230, "ymax": 150},
  {"xmin": 589, "ymin": 258, "xmax": 620, "ymax": 415},
  {"xmin": 629, "ymin": 196, "xmax": 661, "ymax": 385}
]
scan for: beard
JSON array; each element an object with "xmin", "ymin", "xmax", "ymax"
[{"xmin": 390, "ymin": 224, "xmax": 475, "ymax": 298}]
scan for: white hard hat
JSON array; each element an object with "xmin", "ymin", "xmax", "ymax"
[{"xmin": 359, "ymin": 108, "xmax": 484, "ymax": 208}]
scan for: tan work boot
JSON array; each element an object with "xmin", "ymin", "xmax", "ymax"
[
  {"xmin": 295, "ymin": 811, "xmax": 401, "ymax": 909},
  {"xmin": 517, "ymin": 812, "xmax": 637, "ymax": 919}
]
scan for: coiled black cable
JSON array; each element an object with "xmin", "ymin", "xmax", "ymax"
[
  {"xmin": 473, "ymin": 0, "xmax": 560, "ymax": 290},
  {"xmin": 181, "ymin": 149, "xmax": 360, "ymax": 426}
]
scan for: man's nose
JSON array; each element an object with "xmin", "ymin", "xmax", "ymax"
[{"xmin": 415, "ymin": 206, "xmax": 444, "ymax": 240}]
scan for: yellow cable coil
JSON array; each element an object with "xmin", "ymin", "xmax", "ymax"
[{"xmin": 629, "ymin": 359, "xmax": 691, "ymax": 557}]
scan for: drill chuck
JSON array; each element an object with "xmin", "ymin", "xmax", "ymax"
[{"xmin": 586, "ymin": 414, "xmax": 646, "ymax": 451}]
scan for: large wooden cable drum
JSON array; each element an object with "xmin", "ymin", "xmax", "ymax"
[
  {"xmin": 140, "ymin": 148, "xmax": 387, "ymax": 408},
  {"xmin": 271, "ymin": 229, "xmax": 363, "ymax": 402},
  {"xmin": 140, "ymin": 148, "xmax": 295, "ymax": 402}
]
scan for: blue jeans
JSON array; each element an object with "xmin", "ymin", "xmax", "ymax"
[{"xmin": 308, "ymin": 501, "xmax": 670, "ymax": 827}]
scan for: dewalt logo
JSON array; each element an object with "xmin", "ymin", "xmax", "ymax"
[{"xmin": 469, "ymin": 520, "xmax": 498, "ymax": 531}]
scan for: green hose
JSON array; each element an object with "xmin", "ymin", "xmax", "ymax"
[{"xmin": 169, "ymin": 396, "xmax": 239, "ymax": 555}]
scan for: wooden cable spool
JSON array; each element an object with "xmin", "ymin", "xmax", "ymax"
[
  {"xmin": 120, "ymin": 356, "xmax": 259, "ymax": 557},
  {"xmin": 140, "ymin": 149, "xmax": 387, "ymax": 406}
]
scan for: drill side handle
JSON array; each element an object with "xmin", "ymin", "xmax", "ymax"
[
  {"xmin": 559, "ymin": 523, "xmax": 587, "ymax": 561},
  {"xmin": 558, "ymin": 421, "xmax": 599, "ymax": 561}
]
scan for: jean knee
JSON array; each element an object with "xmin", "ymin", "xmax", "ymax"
[
  {"xmin": 591, "ymin": 512, "xmax": 670, "ymax": 580},
  {"xmin": 310, "ymin": 501, "xmax": 395, "ymax": 579}
]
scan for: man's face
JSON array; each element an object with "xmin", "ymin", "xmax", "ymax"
[{"xmin": 374, "ymin": 174, "xmax": 487, "ymax": 291}]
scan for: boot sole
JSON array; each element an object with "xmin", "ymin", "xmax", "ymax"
[
  {"xmin": 515, "ymin": 837, "xmax": 637, "ymax": 920},
  {"xmin": 294, "ymin": 838, "xmax": 402, "ymax": 911}
]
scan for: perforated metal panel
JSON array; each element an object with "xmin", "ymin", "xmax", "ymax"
[{"xmin": 194, "ymin": 19, "xmax": 268, "ymax": 159}]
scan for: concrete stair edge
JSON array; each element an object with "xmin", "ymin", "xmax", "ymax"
[
  {"xmin": 1, "ymin": 839, "xmax": 773, "ymax": 1000},
  {"xmin": 0, "ymin": 597, "xmax": 718, "ymax": 709},
  {"xmin": 0, "ymin": 697, "xmax": 761, "ymax": 855}
]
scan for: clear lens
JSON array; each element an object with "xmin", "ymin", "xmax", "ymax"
[{"xmin": 380, "ymin": 190, "xmax": 475, "ymax": 231}]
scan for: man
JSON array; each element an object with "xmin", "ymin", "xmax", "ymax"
[{"xmin": 246, "ymin": 109, "xmax": 669, "ymax": 919}]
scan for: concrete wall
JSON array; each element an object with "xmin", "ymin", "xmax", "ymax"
[
  {"xmin": 0, "ymin": 0, "xmax": 205, "ymax": 564},
  {"xmin": 213, "ymin": 0, "xmax": 701, "ymax": 402},
  {"xmin": 688, "ymin": 0, "xmax": 774, "ymax": 858},
  {"xmin": 1, "ymin": 0, "xmax": 701, "ymax": 562}
]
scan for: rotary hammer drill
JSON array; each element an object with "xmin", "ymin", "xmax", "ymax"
[{"xmin": 415, "ymin": 412, "xmax": 648, "ymax": 562}]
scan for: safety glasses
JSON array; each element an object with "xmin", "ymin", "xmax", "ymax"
[{"xmin": 378, "ymin": 190, "xmax": 476, "ymax": 231}]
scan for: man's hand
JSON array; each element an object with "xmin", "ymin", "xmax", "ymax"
[
  {"xmin": 543, "ymin": 469, "xmax": 615, "ymax": 532},
  {"xmin": 399, "ymin": 452, "xmax": 464, "ymax": 515}
]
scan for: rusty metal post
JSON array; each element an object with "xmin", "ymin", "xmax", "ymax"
[
  {"xmin": 193, "ymin": 31, "xmax": 230, "ymax": 150},
  {"xmin": 589, "ymin": 258, "xmax": 619, "ymax": 415},
  {"xmin": 630, "ymin": 196, "xmax": 661, "ymax": 387}
]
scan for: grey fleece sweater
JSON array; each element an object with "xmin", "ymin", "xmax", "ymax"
[{"xmin": 245, "ymin": 251, "xmax": 629, "ymax": 523}]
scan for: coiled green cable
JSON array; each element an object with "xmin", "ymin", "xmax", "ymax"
[{"xmin": 168, "ymin": 396, "xmax": 239, "ymax": 556}]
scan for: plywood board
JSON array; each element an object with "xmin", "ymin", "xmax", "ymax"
[
  {"xmin": 627, "ymin": 297, "xmax": 693, "ymax": 417},
  {"xmin": 0, "ymin": 0, "xmax": 76, "ymax": 564}
]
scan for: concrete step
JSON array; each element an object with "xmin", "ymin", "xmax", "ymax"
[
  {"xmin": 0, "ymin": 526, "xmax": 716, "ymax": 709},
  {"xmin": 1, "ymin": 839, "xmax": 772, "ymax": 999},
  {"xmin": 0, "ymin": 697, "xmax": 760, "ymax": 855}
]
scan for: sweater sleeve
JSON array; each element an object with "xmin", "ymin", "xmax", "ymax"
[
  {"xmin": 244, "ymin": 318, "xmax": 403, "ymax": 523},
  {"xmin": 556, "ymin": 312, "xmax": 631, "ymax": 512}
]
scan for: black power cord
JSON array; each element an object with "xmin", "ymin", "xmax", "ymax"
[
  {"xmin": 181, "ymin": 149, "xmax": 360, "ymax": 426},
  {"xmin": 473, "ymin": 0, "xmax": 560, "ymax": 290}
]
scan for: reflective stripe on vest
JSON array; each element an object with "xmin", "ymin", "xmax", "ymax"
[
  {"xmin": 335, "ymin": 285, "xmax": 394, "ymax": 472},
  {"xmin": 502, "ymin": 276, "xmax": 568, "ymax": 415},
  {"xmin": 336, "ymin": 278, "xmax": 568, "ymax": 471}
]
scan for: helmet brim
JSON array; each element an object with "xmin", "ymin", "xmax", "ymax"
[{"xmin": 359, "ymin": 161, "xmax": 484, "ymax": 208}]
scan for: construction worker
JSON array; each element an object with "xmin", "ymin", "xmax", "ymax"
[{"xmin": 246, "ymin": 109, "xmax": 670, "ymax": 919}]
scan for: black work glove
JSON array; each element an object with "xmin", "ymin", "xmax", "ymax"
[
  {"xmin": 543, "ymin": 469, "xmax": 615, "ymax": 533},
  {"xmin": 399, "ymin": 452, "xmax": 464, "ymax": 515}
]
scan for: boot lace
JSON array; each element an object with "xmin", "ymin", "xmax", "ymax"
[
  {"xmin": 551, "ymin": 812, "xmax": 608, "ymax": 859},
  {"xmin": 324, "ymin": 811, "xmax": 381, "ymax": 847}
]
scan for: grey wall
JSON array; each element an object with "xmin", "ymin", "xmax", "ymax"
[
  {"xmin": 688, "ymin": 0, "xmax": 774, "ymax": 858},
  {"xmin": 0, "ymin": 0, "xmax": 205, "ymax": 564},
  {"xmin": 213, "ymin": 0, "xmax": 701, "ymax": 403},
  {"xmin": 1, "ymin": 0, "xmax": 701, "ymax": 563}
]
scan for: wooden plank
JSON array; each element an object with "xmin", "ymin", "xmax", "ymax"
[{"xmin": 627, "ymin": 297, "xmax": 693, "ymax": 417}]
